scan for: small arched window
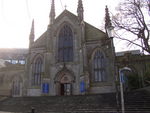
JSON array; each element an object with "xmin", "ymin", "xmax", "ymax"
[
  {"xmin": 58, "ymin": 25, "xmax": 73, "ymax": 62},
  {"xmin": 92, "ymin": 50, "xmax": 106, "ymax": 82},
  {"xmin": 32, "ymin": 57, "xmax": 43, "ymax": 86}
]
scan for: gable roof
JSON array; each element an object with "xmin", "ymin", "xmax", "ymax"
[
  {"xmin": 55, "ymin": 10, "xmax": 107, "ymax": 41},
  {"xmin": 31, "ymin": 32, "xmax": 47, "ymax": 48},
  {"xmin": 85, "ymin": 22, "xmax": 106, "ymax": 41},
  {"xmin": 54, "ymin": 10, "xmax": 78, "ymax": 24},
  {"xmin": 32, "ymin": 10, "xmax": 107, "ymax": 48}
]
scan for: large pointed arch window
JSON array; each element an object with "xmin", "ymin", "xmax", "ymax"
[
  {"xmin": 32, "ymin": 57, "xmax": 43, "ymax": 86},
  {"xmin": 92, "ymin": 50, "xmax": 106, "ymax": 82},
  {"xmin": 58, "ymin": 25, "xmax": 73, "ymax": 62}
]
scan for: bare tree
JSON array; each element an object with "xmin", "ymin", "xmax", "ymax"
[{"xmin": 113, "ymin": 0, "xmax": 150, "ymax": 53}]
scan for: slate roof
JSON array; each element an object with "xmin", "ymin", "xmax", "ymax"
[
  {"xmin": 85, "ymin": 22, "xmax": 106, "ymax": 41},
  {"xmin": 31, "ymin": 32, "xmax": 47, "ymax": 48}
]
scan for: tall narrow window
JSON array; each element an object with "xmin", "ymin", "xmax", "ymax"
[
  {"xmin": 12, "ymin": 80, "xmax": 21, "ymax": 96},
  {"xmin": 32, "ymin": 57, "xmax": 43, "ymax": 86},
  {"xmin": 92, "ymin": 50, "xmax": 106, "ymax": 82},
  {"xmin": 58, "ymin": 25, "xmax": 73, "ymax": 62},
  {"xmin": 11, "ymin": 76, "xmax": 22, "ymax": 97}
]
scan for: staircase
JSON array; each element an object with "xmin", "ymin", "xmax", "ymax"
[
  {"xmin": 0, "ymin": 90, "xmax": 150, "ymax": 113},
  {"xmin": 124, "ymin": 89, "xmax": 150, "ymax": 113},
  {"xmin": 0, "ymin": 93, "xmax": 117, "ymax": 113}
]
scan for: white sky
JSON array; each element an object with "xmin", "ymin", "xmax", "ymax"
[{"xmin": 0, "ymin": 0, "xmax": 127, "ymax": 52}]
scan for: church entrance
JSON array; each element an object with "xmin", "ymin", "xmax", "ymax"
[
  {"xmin": 60, "ymin": 83, "xmax": 72, "ymax": 95},
  {"xmin": 55, "ymin": 69, "xmax": 75, "ymax": 96},
  {"xmin": 59, "ymin": 74, "xmax": 72, "ymax": 96}
]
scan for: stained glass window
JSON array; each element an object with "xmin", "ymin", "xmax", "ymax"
[
  {"xmin": 92, "ymin": 50, "xmax": 106, "ymax": 82},
  {"xmin": 58, "ymin": 25, "xmax": 73, "ymax": 62},
  {"xmin": 32, "ymin": 57, "xmax": 43, "ymax": 86}
]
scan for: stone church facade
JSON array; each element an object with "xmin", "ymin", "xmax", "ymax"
[
  {"xmin": 0, "ymin": 1, "xmax": 149, "ymax": 97},
  {"xmin": 24, "ymin": 0, "xmax": 116, "ymax": 96}
]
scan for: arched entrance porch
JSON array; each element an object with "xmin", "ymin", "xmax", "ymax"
[{"xmin": 54, "ymin": 68, "xmax": 75, "ymax": 96}]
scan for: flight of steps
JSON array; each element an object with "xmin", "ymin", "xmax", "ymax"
[
  {"xmin": 0, "ymin": 96, "xmax": 8, "ymax": 102},
  {"xmin": 124, "ymin": 89, "xmax": 150, "ymax": 113},
  {"xmin": 0, "ymin": 93, "xmax": 117, "ymax": 113},
  {"xmin": 0, "ymin": 90, "xmax": 150, "ymax": 113}
]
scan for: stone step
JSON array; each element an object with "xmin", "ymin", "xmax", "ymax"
[{"xmin": 0, "ymin": 90, "xmax": 150, "ymax": 113}]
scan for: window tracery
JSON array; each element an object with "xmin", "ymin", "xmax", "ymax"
[
  {"xmin": 92, "ymin": 50, "xmax": 106, "ymax": 82},
  {"xmin": 32, "ymin": 57, "xmax": 43, "ymax": 86},
  {"xmin": 58, "ymin": 25, "xmax": 73, "ymax": 62}
]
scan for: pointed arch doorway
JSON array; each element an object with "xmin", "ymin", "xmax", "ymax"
[
  {"xmin": 60, "ymin": 74, "xmax": 72, "ymax": 95},
  {"xmin": 55, "ymin": 69, "xmax": 75, "ymax": 96}
]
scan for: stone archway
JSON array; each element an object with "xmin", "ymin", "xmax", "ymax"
[
  {"xmin": 54, "ymin": 68, "xmax": 75, "ymax": 96},
  {"xmin": 60, "ymin": 73, "xmax": 72, "ymax": 95}
]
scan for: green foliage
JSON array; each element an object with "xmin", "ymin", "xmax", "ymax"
[
  {"xmin": 115, "ymin": 81, "xmax": 120, "ymax": 86},
  {"xmin": 144, "ymin": 71, "xmax": 150, "ymax": 86},
  {"xmin": 127, "ymin": 70, "xmax": 150, "ymax": 91},
  {"xmin": 127, "ymin": 73, "xmax": 140, "ymax": 90}
]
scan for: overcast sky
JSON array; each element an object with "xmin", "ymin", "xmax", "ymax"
[{"xmin": 0, "ymin": 0, "xmax": 127, "ymax": 52}]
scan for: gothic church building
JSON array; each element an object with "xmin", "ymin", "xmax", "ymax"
[{"xmin": 25, "ymin": 0, "xmax": 115, "ymax": 96}]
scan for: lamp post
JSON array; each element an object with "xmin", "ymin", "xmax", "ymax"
[
  {"xmin": 106, "ymin": 25, "xmax": 114, "ymax": 39},
  {"xmin": 106, "ymin": 25, "xmax": 120, "ymax": 113},
  {"xmin": 119, "ymin": 67, "xmax": 131, "ymax": 113},
  {"xmin": 106, "ymin": 25, "xmax": 115, "ymax": 53}
]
